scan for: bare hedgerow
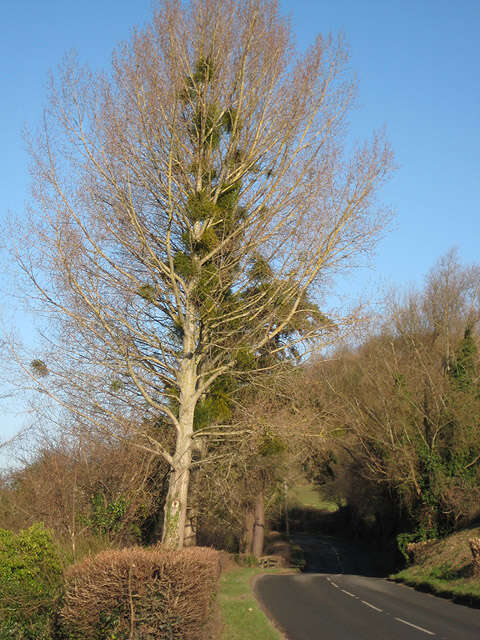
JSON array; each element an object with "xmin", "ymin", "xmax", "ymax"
[{"xmin": 60, "ymin": 546, "xmax": 220, "ymax": 640}]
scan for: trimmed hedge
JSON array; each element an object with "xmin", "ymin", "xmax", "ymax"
[
  {"xmin": 60, "ymin": 545, "xmax": 221, "ymax": 639},
  {"xmin": 0, "ymin": 523, "xmax": 63, "ymax": 640}
]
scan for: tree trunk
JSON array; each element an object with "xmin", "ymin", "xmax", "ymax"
[
  {"xmin": 252, "ymin": 488, "xmax": 265, "ymax": 558},
  {"xmin": 469, "ymin": 538, "xmax": 480, "ymax": 576},
  {"xmin": 241, "ymin": 507, "xmax": 255, "ymax": 554},
  {"xmin": 162, "ymin": 346, "xmax": 197, "ymax": 549},
  {"xmin": 284, "ymin": 480, "xmax": 290, "ymax": 539},
  {"xmin": 162, "ymin": 442, "xmax": 192, "ymax": 549},
  {"xmin": 183, "ymin": 506, "xmax": 197, "ymax": 547}
]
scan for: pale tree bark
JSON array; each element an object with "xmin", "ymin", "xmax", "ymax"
[
  {"xmin": 183, "ymin": 508, "xmax": 197, "ymax": 547},
  {"xmin": 252, "ymin": 487, "xmax": 265, "ymax": 558},
  {"xmin": 9, "ymin": 0, "xmax": 394, "ymax": 549},
  {"xmin": 240, "ymin": 489, "xmax": 265, "ymax": 557},
  {"xmin": 241, "ymin": 508, "xmax": 255, "ymax": 554},
  {"xmin": 469, "ymin": 538, "xmax": 480, "ymax": 576},
  {"xmin": 163, "ymin": 315, "xmax": 198, "ymax": 547}
]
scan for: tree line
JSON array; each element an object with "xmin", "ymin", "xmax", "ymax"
[
  {"xmin": 2, "ymin": 249, "xmax": 479, "ymax": 559},
  {"xmin": 304, "ymin": 251, "xmax": 480, "ymax": 547}
]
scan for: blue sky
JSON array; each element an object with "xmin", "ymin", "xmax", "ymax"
[
  {"xmin": 0, "ymin": 0, "xmax": 479, "ymax": 446},
  {"xmin": 288, "ymin": 0, "xmax": 480, "ymax": 296}
]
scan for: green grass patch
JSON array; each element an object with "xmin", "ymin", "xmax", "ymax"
[
  {"xmin": 289, "ymin": 484, "xmax": 338, "ymax": 512},
  {"xmin": 218, "ymin": 567, "xmax": 285, "ymax": 640},
  {"xmin": 391, "ymin": 567, "xmax": 480, "ymax": 605}
]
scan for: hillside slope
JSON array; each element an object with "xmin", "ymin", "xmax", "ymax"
[{"xmin": 392, "ymin": 525, "xmax": 480, "ymax": 606}]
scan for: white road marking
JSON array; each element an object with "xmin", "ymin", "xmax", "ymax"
[
  {"xmin": 322, "ymin": 553, "xmax": 436, "ymax": 636},
  {"xmin": 395, "ymin": 617, "xmax": 435, "ymax": 635},
  {"xmin": 361, "ymin": 600, "xmax": 383, "ymax": 612}
]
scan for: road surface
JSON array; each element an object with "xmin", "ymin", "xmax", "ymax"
[{"xmin": 254, "ymin": 535, "xmax": 480, "ymax": 639}]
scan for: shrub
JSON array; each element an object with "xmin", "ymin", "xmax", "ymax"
[
  {"xmin": 234, "ymin": 553, "xmax": 258, "ymax": 567},
  {"xmin": 290, "ymin": 544, "xmax": 306, "ymax": 570},
  {"xmin": 0, "ymin": 522, "xmax": 63, "ymax": 640},
  {"xmin": 60, "ymin": 545, "xmax": 221, "ymax": 640}
]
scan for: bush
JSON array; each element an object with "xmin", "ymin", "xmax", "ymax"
[
  {"xmin": 60, "ymin": 545, "xmax": 221, "ymax": 640},
  {"xmin": 0, "ymin": 522, "xmax": 63, "ymax": 640},
  {"xmin": 290, "ymin": 544, "xmax": 306, "ymax": 570}
]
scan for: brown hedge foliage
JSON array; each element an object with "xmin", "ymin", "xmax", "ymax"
[{"xmin": 59, "ymin": 546, "xmax": 221, "ymax": 640}]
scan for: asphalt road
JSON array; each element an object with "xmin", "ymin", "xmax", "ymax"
[{"xmin": 254, "ymin": 535, "xmax": 480, "ymax": 640}]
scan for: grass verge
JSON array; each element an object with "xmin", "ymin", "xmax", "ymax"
[
  {"xmin": 218, "ymin": 566, "xmax": 286, "ymax": 640},
  {"xmin": 391, "ymin": 568, "xmax": 480, "ymax": 606},
  {"xmin": 390, "ymin": 525, "xmax": 480, "ymax": 607},
  {"xmin": 289, "ymin": 484, "xmax": 338, "ymax": 512}
]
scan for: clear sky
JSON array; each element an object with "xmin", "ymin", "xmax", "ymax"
[{"xmin": 1, "ymin": 0, "xmax": 479, "ymax": 446}]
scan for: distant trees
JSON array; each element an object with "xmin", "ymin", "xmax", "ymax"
[
  {"xmin": 308, "ymin": 251, "xmax": 480, "ymax": 541},
  {"xmin": 13, "ymin": 0, "xmax": 392, "ymax": 548},
  {"xmin": 192, "ymin": 371, "xmax": 315, "ymax": 555}
]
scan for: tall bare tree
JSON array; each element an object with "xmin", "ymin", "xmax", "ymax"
[{"xmin": 13, "ymin": 0, "xmax": 393, "ymax": 547}]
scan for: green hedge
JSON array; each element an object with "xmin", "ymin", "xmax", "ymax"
[{"xmin": 0, "ymin": 523, "xmax": 63, "ymax": 639}]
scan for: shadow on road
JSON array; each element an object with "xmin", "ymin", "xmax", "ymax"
[
  {"xmin": 292, "ymin": 532, "xmax": 390, "ymax": 577},
  {"xmin": 283, "ymin": 506, "xmax": 399, "ymax": 578}
]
